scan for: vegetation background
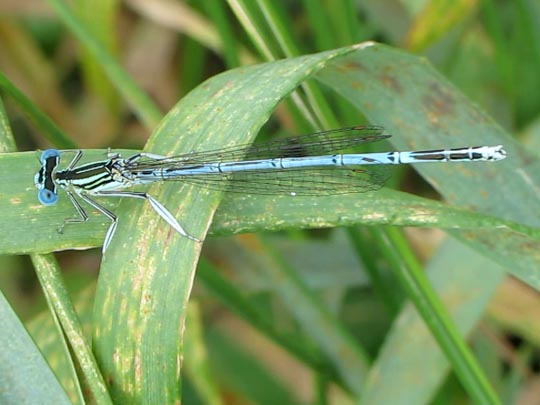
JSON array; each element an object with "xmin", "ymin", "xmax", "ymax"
[{"xmin": 0, "ymin": 0, "xmax": 539, "ymax": 404}]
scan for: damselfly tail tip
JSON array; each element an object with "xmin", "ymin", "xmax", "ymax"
[{"xmin": 491, "ymin": 145, "xmax": 507, "ymax": 161}]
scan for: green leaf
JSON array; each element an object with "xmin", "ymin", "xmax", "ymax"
[
  {"xmin": 361, "ymin": 237, "xmax": 507, "ymax": 403},
  {"xmin": 46, "ymin": 0, "xmax": 162, "ymax": 130},
  {"xmin": 183, "ymin": 302, "xmax": 221, "ymax": 405},
  {"xmin": 26, "ymin": 284, "xmax": 98, "ymax": 403},
  {"xmin": 92, "ymin": 46, "xmax": 357, "ymax": 403},
  {"xmin": 0, "ymin": 292, "xmax": 71, "ymax": 404},
  {"xmin": 0, "ymin": 72, "xmax": 76, "ymax": 148},
  {"xmin": 30, "ymin": 254, "xmax": 111, "ymax": 404},
  {"xmin": 1, "ymin": 155, "xmax": 533, "ymax": 255},
  {"xmin": 315, "ymin": 43, "xmax": 540, "ymax": 286}
]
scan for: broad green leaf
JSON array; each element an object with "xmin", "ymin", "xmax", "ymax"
[
  {"xmin": 0, "ymin": 292, "xmax": 71, "ymax": 404},
  {"xmin": 1, "ymin": 156, "xmax": 532, "ymax": 254},
  {"xmin": 92, "ymin": 46, "xmax": 357, "ymax": 403},
  {"xmin": 316, "ymin": 43, "xmax": 540, "ymax": 286}
]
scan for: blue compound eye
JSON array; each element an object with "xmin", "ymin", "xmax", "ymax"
[
  {"xmin": 38, "ymin": 188, "xmax": 58, "ymax": 205},
  {"xmin": 40, "ymin": 149, "xmax": 60, "ymax": 165}
]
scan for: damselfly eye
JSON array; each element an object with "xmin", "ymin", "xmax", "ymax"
[
  {"xmin": 40, "ymin": 149, "xmax": 60, "ymax": 164},
  {"xmin": 38, "ymin": 188, "xmax": 58, "ymax": 205}
]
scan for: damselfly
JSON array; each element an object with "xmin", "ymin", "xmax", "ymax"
[{"xmin": 34, "ymin": 126, "xmax": 506, "ymax": 253}]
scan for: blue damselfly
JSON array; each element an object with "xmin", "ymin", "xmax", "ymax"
[{"xmin": 34, "ymin": 126, "xmax": 506, "ymax": 253}]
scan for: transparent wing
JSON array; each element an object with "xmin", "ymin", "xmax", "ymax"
[
  {"xmin": 134, "ymin": 126, "xmax": 388, "ymax": 167},
  {"xmin": 169, "ymin": 165, "xmax": 391, "ymax": 196}
]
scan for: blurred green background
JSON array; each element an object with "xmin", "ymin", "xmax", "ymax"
[{"xmin": 1, "ymin": 1, "xmax": 539, "ymax": 404}]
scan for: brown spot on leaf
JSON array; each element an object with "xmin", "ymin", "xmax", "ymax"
[
  {"xmin": 378, "ymin": 73, "xmax": 403, "ymax": 93},
  {"xmin": 422, "ymin": 81, "xmax": 456, "ymax": 117}
]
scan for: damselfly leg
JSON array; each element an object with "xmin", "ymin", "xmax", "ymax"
[
  {"xmin": 94, "ymin": 190, "xmax": 201, "ymax": 243},
  {"xmin": 58, "ymin": 190, "xmax": 119, "ymax": 253}
]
